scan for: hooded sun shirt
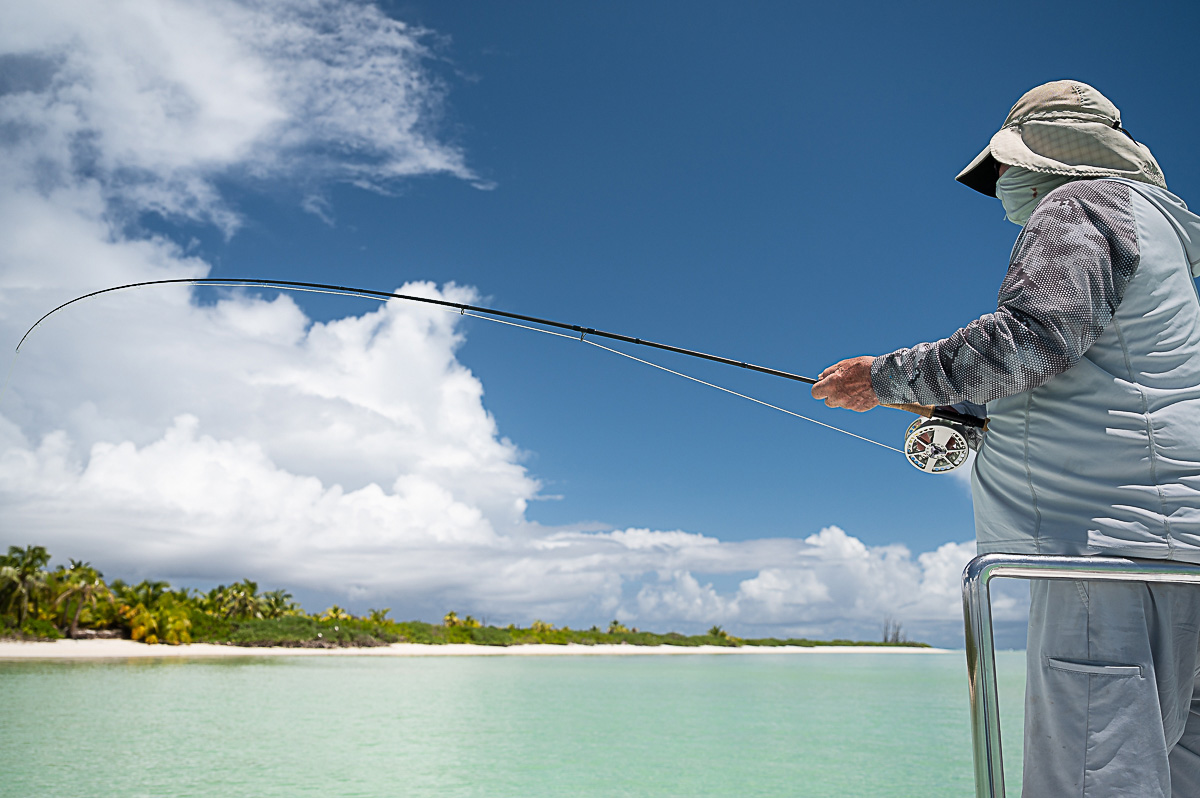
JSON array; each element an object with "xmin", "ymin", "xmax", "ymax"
[
  {"xmin": 996, "ymin": 165, "xmax": 1074, "ymax": 225},
  {"xmin": 871, "ymin": 177, "xmax": 1200, "ymax": 562}
]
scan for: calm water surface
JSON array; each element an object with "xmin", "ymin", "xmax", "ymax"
[{"xmin": 0, "ymin": 651, "xmax": 1026, "ymax": 797}]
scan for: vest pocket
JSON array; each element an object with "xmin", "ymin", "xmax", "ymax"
[{"xmin": 1045, "ymin": 657, "xmax": 1142, "ymax": 677}]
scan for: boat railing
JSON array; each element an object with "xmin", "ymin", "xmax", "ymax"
[{"xmin": 961, "ymin": 552, "xmax": 1200, "ymax": 798}]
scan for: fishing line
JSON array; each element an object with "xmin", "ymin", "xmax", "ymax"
[
  {"xmin": 179, "ymin": 287, "xmax": 901, "ymax": 450},
  {"xmin": 582, "ymin": 340, "xmax": 904, "ymax": 453},
  {"xmin": 453, "ymin": 307, "xmax": 902, "ymax": 451},
  {"xmin": 12, "ymin": 277, "xmax": 974, "ymax": 466}
]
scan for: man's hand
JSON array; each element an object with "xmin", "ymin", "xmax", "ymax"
[{"xmin": 811, "ymin": 356, "xmax": 879, "ymax": 412}]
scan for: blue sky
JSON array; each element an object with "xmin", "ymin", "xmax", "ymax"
[
  {"xmin": 214, "ymin": 0, "xmax": 1200, "ymax": 547},
  {"xmin": 2, "ymin": 0, "xmax": 1197, "ymax": 646}
]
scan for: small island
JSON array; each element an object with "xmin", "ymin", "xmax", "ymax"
[{"xmin": 1, "ymin": 544, "xmax": 929, "ymax": 649}]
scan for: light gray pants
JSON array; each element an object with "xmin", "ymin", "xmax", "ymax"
[{"xmin": 1023, "ymin": 580, "xmax": 1200, "ymax": 797}]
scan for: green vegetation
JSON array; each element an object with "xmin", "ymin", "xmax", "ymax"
[{"xmin": 0, "ymin": 544, "xmax": 930, "ymax": 648}]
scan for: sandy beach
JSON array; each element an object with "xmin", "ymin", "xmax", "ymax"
[{"xmin": 0, "ymin": 638, "xmax": 952, "ymax": 660}]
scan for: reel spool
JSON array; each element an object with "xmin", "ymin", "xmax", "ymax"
[{"xmin": 903, "ymin": 418, "xmax": 970, "ymax": 474}]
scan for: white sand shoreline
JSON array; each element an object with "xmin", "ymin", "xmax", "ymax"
[{"xmin": 0, "ymin": 638, "xmax": 954, "ymax": 660}]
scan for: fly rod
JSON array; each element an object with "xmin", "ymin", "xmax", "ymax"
[
  {"xmin": 13, "ymin": 277, "xmax": 986, "ymax": 472},
  {"xmin": 18, "ymin": 277, "xmax": 814, "ymax": 384}
]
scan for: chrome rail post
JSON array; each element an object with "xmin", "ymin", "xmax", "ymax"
[
  {"xmin": 962, "ymin": 553, "xmax": 1200, "ymax": 798},
  {"xmin": 962, "ymin": 554, "xmax": 1004, "ymax": 798}
]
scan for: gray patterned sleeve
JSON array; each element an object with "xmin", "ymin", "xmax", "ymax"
[{"xmin": 870, "ymin": 180, "xmax": 1141, "ymax": 407}]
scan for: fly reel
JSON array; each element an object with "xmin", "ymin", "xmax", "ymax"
[{"xmin": 903, "ymin": 418, "xmax": 970, "ymax": 474}]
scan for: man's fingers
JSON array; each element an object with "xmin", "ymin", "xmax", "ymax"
[
  {"xmin": 811, "ymin": 356, "xmax": 879, "ymax": 412},
  {"xmin": 811, "ymin": 374, "xmax": 839, "ymax": 401},
  {"xmin": 813, "ymin": 359, "xmax": 851, "ymax": 400}
]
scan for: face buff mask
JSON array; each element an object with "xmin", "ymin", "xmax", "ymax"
[{"xmin": 995, "ymin": 165, "xmax": 1074, "ymax": 226}]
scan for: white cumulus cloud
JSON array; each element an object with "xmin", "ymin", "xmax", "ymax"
[{"xmin": 0, "ymin": 1, "xmax": 997, "ymax": 646}]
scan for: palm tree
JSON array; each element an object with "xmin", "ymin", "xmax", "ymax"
[
  {"xmin": 320, "ymin": 605, "xmax": 352, "ymax": 622},
  {"xmin": 114, "ymin": 580, "xmax": 172, "ymax": 643},
  {"xmin": 118, "ymin": 602, "xmax": 159, "ymax": 643},
  {"xmin": 198, "ymin": 585, "xmax": 226, "ymax": 616},
  {"xmin": 53, "ymin": 561, "xmax": 114, "ymax": 638},
  {"xmin": 1, "ymin": 545, "xmax": 51, "ymax": 625},
  {"xmin": 262, "ymin": 589, "xmax": 298, "ymax": 619},
  {"xmin": 367, "ymin": 608, "xmax": 392, "ymax": 623},
  {"xmin": 156, "ymin": 596, "xmax": 193, "ymax": 645},
  {"xmin": 118, "ymin": 580, "xmax": 170, "ymax": 610},
  {"xmin": 220, "ymin": 580, "xmax": 265, "ymax": 619}
]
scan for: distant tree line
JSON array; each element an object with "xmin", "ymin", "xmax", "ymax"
[
  {"xmin": 0, "ymin": 544, "xmax": 310, "ymax": 644},
  {"xmin": 1, "ymin": 544, "xmax": 928, "ymax": 648}
]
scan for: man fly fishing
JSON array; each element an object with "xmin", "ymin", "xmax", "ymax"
[{"xmin": 813, "ymin": 80, "xmax": 1200, "ymax": 797}]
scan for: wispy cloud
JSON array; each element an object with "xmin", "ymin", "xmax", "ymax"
[{"xmin": 0, "ymin": 0, "xmax": 476, "ymax": 236}]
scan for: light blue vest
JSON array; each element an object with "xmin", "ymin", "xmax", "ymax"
[{"xmin": 973, "ymin": 180, "xmax": 1200, "ymax": 560}]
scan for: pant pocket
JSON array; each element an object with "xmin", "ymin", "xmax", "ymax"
[{"xmin": 1045, "ymin": 656, "xmax": 1142, "ymax": 677}]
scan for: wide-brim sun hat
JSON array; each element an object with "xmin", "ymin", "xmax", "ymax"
[{"xmin": 956, "ymin": 80, "xmax": 1167, "ymax": 197}]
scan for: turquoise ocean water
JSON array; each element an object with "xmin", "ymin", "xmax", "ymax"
[{"xmin": 0, "ymin": 651, "xmax": 1026, "ymax": 797}]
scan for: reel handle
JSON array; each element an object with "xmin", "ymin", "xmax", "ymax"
[{"xmin": 883, "ymin": 403, "xmax": 988, "ymax": 430}]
